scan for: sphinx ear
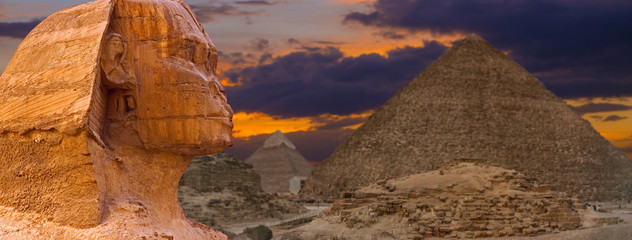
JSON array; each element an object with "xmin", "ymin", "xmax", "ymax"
[{"xmin": 100, "ymin": 33, "xmax": 133, "ymax": 88}]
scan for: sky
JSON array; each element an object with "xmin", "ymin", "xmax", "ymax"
[{"xmin": 1, "ymin": 0, "xmax": 631, "ymax": 162}]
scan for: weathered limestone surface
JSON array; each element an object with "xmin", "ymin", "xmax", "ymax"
[
  {"xmin": 303, "ymin": 35, "xmax": 632, "ymax": 201},
  {"xmin": 246, "ymin": 131, "xmax": 314, "ymax": 193},
  {"xmin": 294, "ymin": 162, "xmax": 584, "ymax": 239},
  {"xmin": 0, "ymin": 0, "xmax": 232, "ymax": 239},
  {"xmin": 178, "ymin": 153, "xmax": 305, "ymax": 228},
  {"xmin": 0, "ymin": 0, "xmax": 112, "ymax": 229}
]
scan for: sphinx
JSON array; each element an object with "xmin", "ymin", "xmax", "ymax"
[{"xmin": 0, "ymin": 0, "xmax": 232, "ymax": 239}]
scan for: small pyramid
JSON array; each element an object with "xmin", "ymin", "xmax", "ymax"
[
  {"xmin": 302, "ymin": 35, "xmax": 632, "ymax": 200},
  {"xmin": 178, "ymin": 153, "xmax": 305, "ymax": 227},
  {"xmin": 245, "ymin": 131, "xmax": 314, "ymax": 193}
]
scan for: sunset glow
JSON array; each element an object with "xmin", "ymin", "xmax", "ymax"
[
  {"xmin": 232, "ymin": 110, "xmax": 373, "ymax": 139},
  {"xmin": 1, "ymin": 0, "xmax": 630, "ymax": 162},
  {"xmin": 564, "ymin": 97, "xmax": 632, "ymax": 155},
  {"xmin": 232, "ymin": 112, "xmax": 317, "ymax": 139}
]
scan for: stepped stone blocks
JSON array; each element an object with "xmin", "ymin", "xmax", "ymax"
[
  {"xmin": 0, "ymin": 0, "xmax": 232, "ymax": 239},
  {"xmin": 246, "ymin": 131, "xmax": 314, "ymax": 193},
  {"xmin": 296, "ymin": 162, "xmax": 585, "ymax": 239},
  {"xmin": 178, "ymin": 153, "xmax": 305, "ymax": 228},
  {"xmin": 303, "ymin": 35, "xmax": 632, "ymax": 201}
]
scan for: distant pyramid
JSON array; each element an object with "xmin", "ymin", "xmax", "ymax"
[
  {"xmin": 302, "ymin": 35, "xmax": 632, "ymax": 201},
  {"xmin": 245, "ymin": 130, "xmax": 314, "ymax": 193},
  {"xmin": 178, "ymin": 153, "xmax": 304, "ymax": 227}
]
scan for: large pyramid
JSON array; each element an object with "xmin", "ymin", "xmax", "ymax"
[
  {"xmin": 302, "ymin": 35, "xmax": 632, "ymax": 201},
  {"xmin": 245, "ymin": 130, "xmax": 314, "ymax": 193}
]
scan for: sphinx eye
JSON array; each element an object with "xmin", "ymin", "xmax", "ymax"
[
  {"xmin": 194, "ymin": 43, "xmax": 210, "ymax": 70},
  {"xmin": 205, "ymin": 50, "xmax": 214, "ymax": 73},
  {"xmin": 176, "ymin": 40, "xmax": 196, "ymax": 62}
]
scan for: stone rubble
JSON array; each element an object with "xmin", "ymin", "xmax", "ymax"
[{"xmin": 294, "ymin": 162, "xmax": 586, "ymax": 239}]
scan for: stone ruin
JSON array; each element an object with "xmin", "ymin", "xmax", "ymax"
[
  {"xmin": 246, "ymin": 130, "xmax": 314, "ymax": 194},
  {"xmin": 178, "ymin": 153, "xmax": 306, "ymax": 228},
  {"xmin": 303, "ymin": 35, "xmax": 632, "ymax": 201},
  {"xmin": 0, "ymin": 0, "xmax": 232, "ymax": 239},
  {"xmin": 291, "ymin": 162, "xmax": 585, "ymax": 239}
]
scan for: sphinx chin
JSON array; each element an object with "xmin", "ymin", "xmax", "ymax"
[{"xmin": 137, "ymin": 117, "xmax": 234, "ymax": 155}]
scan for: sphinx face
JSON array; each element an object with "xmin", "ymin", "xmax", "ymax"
[{"xmin": 105, "ymin": 0, "xmax": 233, "ymax": 155}]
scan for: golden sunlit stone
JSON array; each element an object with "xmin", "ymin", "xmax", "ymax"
[{"xmin": 0, "ymin": 0, "xmax": 232, "ymax": 239}]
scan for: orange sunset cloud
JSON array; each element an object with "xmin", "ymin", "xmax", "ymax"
[{"xmin": 232, "ymin": 111, "xmax": 373, "ymax": 139}]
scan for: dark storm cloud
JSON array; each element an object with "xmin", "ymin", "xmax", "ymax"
[
  {"xmin": 258, "ymin": 53, "xmax": 273, "ymax": 64},
  {"xmin": 0, "ymin": 19, "xmax": 41, "ymax": 38},
  {"xmin": 224, "ymin": 41, "xmax": 447, "ymax": 117},
  {"xmin": 190, "ymin": 2, "xmax": 264, "ymax": 23},
  {"xmin": 248, "ymin": 38, "xmax": 271, "ymax": 52},
  {"xmin": 378, "ymin": 31, "xmax": 406, "ymax": 40},
  {"xmin": 546, "ymin": 82, "xmax": 632, "ymax": 99},
  {"xmin": 571, "ymin": 103, "xmax": 632, "ymax": 115},
  {"xmin": 285, "ymin": 38, "xmax": 345, "ymax": 50},
  {"xmin": 313, "ymin": 116, "xmax": 368, "ymax": 131},
  {"xmin": 310, "ymin": 40, "xmax": 345, "ymax": 45},
  {"xmin": 343, "ymin": 0, "xmax": 632, "ymax": 99},
  {"xmin": 218, "ymin": 51, "xmax": 258, "ymax": 66},
  {"xmin": 603, "ymin": 115, "xmax": 628, "ymax": 122},
  {"xmin": 235, "ymin": 0, "xmax": 275, "ymax": 5},
  {"xmin": 287, "ymin": 38, "xmax": 301, "ymax": 45}
]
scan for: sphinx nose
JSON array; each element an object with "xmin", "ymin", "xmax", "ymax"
[
  {"xmin": 207, "ymin": 74, "xmax": 232, "ymax": 117},
  {"xmin": 208, "ymin": 74, "xmax": 227, "ymax": 101}
]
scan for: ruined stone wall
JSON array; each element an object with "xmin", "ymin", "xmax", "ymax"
[
  {"xmin": 300, "ymin": 162, "xmax": 585, "ymax": 239},
  {"xmin": 327, "ymin": 191, "xmax": 582, "ymax": 239}
]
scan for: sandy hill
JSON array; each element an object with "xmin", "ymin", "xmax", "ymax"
[{"xmin": 302, "ymin": 35, "xmax": 632, "ymax": 201}]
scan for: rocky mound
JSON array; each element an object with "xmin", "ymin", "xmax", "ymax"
[
  {"xmin": 292, "ymin": 162, "xmax": 584, "ymax": 239},
  {"xmin": 302, "ymin": 34, "xmax": 632, "ymax": 201},
  {"xmin": 179, "ymin": 153, "xmax": 306, "ymax": 228}
]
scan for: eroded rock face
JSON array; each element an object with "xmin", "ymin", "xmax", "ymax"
[
  {"xmin": 0, "ymin": 0, "xmax": 232, "ymax": 239},
  {"xmin": 295, "ymin": 162, "xmax": 584, "ymax": 239}
]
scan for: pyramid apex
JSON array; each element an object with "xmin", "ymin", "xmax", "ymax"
[
  {"xmin": 454, "ymin": 34, "xmax": 493, "ymax": 47},
  {"xmin": 262, "ymin": 130, "xmax": 296, "ymax": 149}
]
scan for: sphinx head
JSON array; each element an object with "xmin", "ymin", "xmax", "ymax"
[
  {"xmin": 100, "ymin": 0, "xmax": 233, "ymax": 155},
  {"xmin": 0, "ymin": 1, "xmax": 233, "ymax": 234}
]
